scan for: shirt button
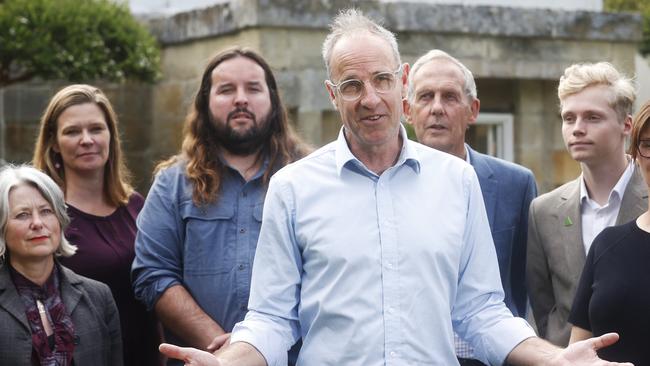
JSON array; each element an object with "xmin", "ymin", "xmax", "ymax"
[
  {"xmin": 388, "ymin": 307, "xmax": 395, "ymax": 314},
  {"xmin": 386, "ymin": 262, "xmax": 393, "ymax": 268},
  {"xmin": 239, "ymin": 228, "xmax": 246, "ymax": 234},
  {"xmin": 390, "ymin": 351, "xmax": 397, "ymax": 357},
  {"xmin": 238, "ymin": 264, "xmax": 245, "ymax": 270}
]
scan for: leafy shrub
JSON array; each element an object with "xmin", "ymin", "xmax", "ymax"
[{"xmin": 0, "ymin": 0, "xmax": 161, "ymax": 86}]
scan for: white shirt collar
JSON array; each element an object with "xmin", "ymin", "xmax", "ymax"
[
  {"xmin": 579, "ymin": 157, "xmax": 634, "ymax": 206},
  {"xmin": 464, "ymin": 144, "xmax": 471, "ymax": 164}
]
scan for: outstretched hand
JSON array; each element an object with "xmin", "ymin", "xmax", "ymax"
[
  {"xmin": 159, "ymin": 343, "xmax": 221, "ymax": 366},
  {"xmin": 555, "ymin": 333, "xmax": 633, "ymax": 366}
]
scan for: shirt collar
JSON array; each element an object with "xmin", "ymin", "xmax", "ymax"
[
  {"xmin": 579, "ymin": 157, "xmax": 635, "ymax": 205},
  {"xmin": 334, "ymin": 124, "xmax": 421, "ymax": 177},
  {"xmin": 219, "ymin": 153, "xmax": 270, "ymax": 182},
  {"xmin": 464, "ymin": 144, "xmax": 471, "ymax": 164},
  {"xmin": 10, "ymin": 262, "xmax": 58, "ymax": 297}
]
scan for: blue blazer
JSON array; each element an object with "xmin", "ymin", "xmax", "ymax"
[{"xmin": 467, "ymin": 145, "xmax": 537, "ymax": 317}]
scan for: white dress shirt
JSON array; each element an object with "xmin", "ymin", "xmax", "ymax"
[{"xmin": 580, "ymin": 160, "xmax": 634, "ymax": 253}]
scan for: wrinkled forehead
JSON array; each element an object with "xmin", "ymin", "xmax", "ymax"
[
  {"xmin": 329, "ymin": 33, "xmax": 399, "ymax": 80},
  {"xmin": 412, "ymin": 59, "xmax": 465, "ymax": 90},
  {"xmin": 8, "ymin": 181, "xmax": 48, "ymax": 205}
]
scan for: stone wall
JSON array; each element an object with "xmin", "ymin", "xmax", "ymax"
[{"xmin": 1, "ymin": 0, "xmax": 642, "ymax": 194}]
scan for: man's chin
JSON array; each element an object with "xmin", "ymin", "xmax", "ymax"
[
  {"xmin": 569, "ymin": 152, "xmax": 596, "ymax": 165},
  {"xmin": 228, "ymin": 124, "xmax": 254, "ymax": 136},
  {"xmin": 421, "ymin": 137, "xmax": 450, "ymax": 152}
]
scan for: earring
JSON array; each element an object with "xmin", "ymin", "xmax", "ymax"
[{"xmin": 53, "ymin": 152, "xmax": 62, "ymax": 169}]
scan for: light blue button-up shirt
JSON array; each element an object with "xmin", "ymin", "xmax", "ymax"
[{"xmin": 232, "ymin": 126, "xmax": 535, "ymax": 365}]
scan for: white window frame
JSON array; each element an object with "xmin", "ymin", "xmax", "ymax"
[{"xmin": 474, "ymin": 112, "xmax": 514, "ymax": 162}]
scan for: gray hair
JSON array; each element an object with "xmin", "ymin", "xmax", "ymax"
[
  {"xmin": 0, "ymin": 165, "xmax": 77, "ymax": 258},
  {"xmin": 322, "ymin": 8, "xmax": 401, "ymax": 78},
  {"xmin": 407, "ymin": 49, "xmax": 477, "ymax": 103}
]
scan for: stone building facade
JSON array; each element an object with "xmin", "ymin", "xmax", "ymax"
[{"xmin": 0, "ymin": 0, "xmax": 642, "ymax": 193}]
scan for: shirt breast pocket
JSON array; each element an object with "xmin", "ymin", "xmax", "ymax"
[{"xmin": 180, "ymin": 201, "xmax": 235, "ymax": 275}]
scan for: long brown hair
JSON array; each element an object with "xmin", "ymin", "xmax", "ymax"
[
  {"xmin": 156, "ymin": 46, "xmax": 309, "ymax": 205},
  {"xmin": 32, "ymin": 84, "xmax": 133, "ymax": 206}
]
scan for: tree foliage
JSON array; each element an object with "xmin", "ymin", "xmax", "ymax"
[
  {"xmin": 605, "ymin": 0, "xmax": 650, "ymax": 56},
  {"xmin": 0, "ymin": 0, "xmax": 161, "ymax": 87}
]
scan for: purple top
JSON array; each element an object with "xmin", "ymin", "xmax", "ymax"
[{"xmin": 60, "ymin": 193, "xmax": 160, "ymax": 366}]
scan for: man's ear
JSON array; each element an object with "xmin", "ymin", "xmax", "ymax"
[
  {"xmin": 400, "ymin": 63, "xmax": 410, "ymax": 99},
  {"xmin": 623, "ymin": 114, "xmax": 633, "ymax": 136},
  {"xmin": 467, "ymin": 97, "xmax": 481, "ymax": 126},
  {"xmin": 403, "ymin": 97, "xmax": 412, "ymax": 125},
  {"xmin": 324, "ymin": 80, "xmax": 338, "ymax": 110}
]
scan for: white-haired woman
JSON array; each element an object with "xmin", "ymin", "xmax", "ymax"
[{"xmin": 0, "ymin": 165, "xmax": 122, "ymax": 365}]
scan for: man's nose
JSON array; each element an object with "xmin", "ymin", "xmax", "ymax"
[
  {"xmin": 430, "ymin": 95, "xmax": 444, "ymax": 115},
  {"xmin": 359, "ymin": 81, "xmax": 381, "ymax": 108},
  {"xmin": 572, "ymin": 118, "xmax": 587, "ymax": 136},
  {"xmin": 234, "ymin": 88, "xmax": 249, "ymax": 107}
]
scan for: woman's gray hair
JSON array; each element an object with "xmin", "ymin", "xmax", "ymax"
[
  {"xmin": 322, "ymin": 8, "xmax": 401, "ymax": 78},
  {"xmin": 0, "ymin": 164, "xmax": 77, "ymax": 258},
  {"xmin": 407, "ymin": 49, "xmax": 477, "ymax": 103}
]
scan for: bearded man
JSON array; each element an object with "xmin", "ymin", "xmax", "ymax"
[{"xmin": 132, "ymin": 47, "xmax": 308, "ymax": 365}]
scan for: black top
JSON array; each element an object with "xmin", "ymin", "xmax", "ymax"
[{"xmin": 569, "ymin": 220, "xmax": 650, "ymax": 364}]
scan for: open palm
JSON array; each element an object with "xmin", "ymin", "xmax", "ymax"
[{"xmin": 556, "ymin": 333, "xmax": 633, "ymax": 366}]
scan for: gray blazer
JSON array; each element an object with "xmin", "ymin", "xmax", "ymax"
[
  {"xmin": 526, "ymin": 167, "xmax": 647, "ymax": 346},
  {"xmin": 0, "ymin": 263, "xmax": 123, "ymax": 365}
]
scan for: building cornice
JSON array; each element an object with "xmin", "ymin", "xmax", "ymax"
[{"xmin": 143, "ymin": 0, "xmax": 643, "ymax": 45}]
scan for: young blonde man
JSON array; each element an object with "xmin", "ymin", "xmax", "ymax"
[{"xmin": 527, "ymin": 62, "xmax": 647, "ymax": 346}]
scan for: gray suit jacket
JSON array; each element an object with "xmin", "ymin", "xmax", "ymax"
[
  {"xmin": 526, "ymin": 167, "xmax": 647, "ymax": 346},
  {"xmin": 0, "ymin": 263, "xmax": 123, "ymax": 365}
]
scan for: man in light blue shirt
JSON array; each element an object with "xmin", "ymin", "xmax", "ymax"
[{"xmin": 160, "ymin": 9, "xmax": 631, "ymax": 366}]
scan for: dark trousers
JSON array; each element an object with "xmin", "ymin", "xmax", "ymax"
[{"xmin": 457, "ymin": 358, "xmax": 487, "ymax": 366}]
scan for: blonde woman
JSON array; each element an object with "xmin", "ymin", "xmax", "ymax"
[{"xmin": 33, "ymin": 85, "xmax": 159, "ymax": 365}]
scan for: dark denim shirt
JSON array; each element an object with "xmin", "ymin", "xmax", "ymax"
[{"xmin": 131, "ymin": 161, "xmax": 265, "ymax": 351}]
